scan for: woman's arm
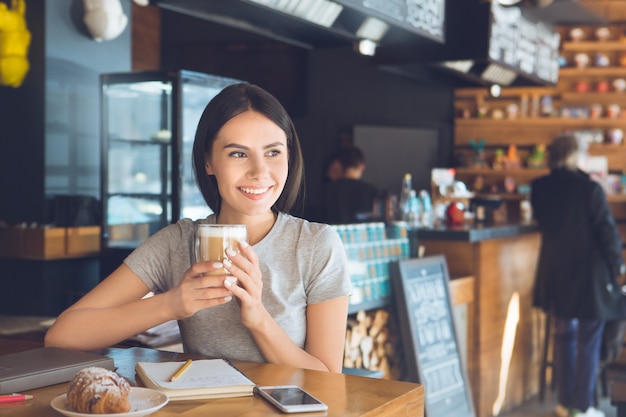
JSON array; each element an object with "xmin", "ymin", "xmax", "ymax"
[
  {"xmin": 44, "ymin": 264, "xmax": 166, "ymax": 350},
  {"xmin": 248, "ymin": 296, "xmax": 349, "ymax": 373},
  {"xmin": 223, "ymin": 241, "xmax": 350, "ymax": 372},
  {"xmin": 45, "ymin": 261, "xmax": 235, "ymax": 351},
  {"xmin": 589, "ymin": 183, "xmax": 624, "ymax": 277}
]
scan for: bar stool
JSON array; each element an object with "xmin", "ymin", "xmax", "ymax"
[{"xmin": 539, "ymin": 312, "xmax": 555, "ymax": 402}]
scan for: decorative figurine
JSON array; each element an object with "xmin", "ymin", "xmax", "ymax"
[
  {"xmin": 527, "ymin": 144, "xmax": 546, "ymax": 169},
  {"xmin": 477, "ymin": 104, "xmax": 488, "ymax": 118},
  {"xmin": 504, "ymin": 175, "xmax": 516, "ymax": 193},
  {"xmin": 502, "ymin": 144, "xmax": 522, "ymax": 169},
  {"xmin": 469, "ymin": 138, "xmax": 488, "ymax": 168},
  {"xmin": 473, "ymin": 175, "xmax": 485, "ymax": 192},
  {"xmin": 492, "ymin": 148, "xmax": 505, "ymax": 170}
]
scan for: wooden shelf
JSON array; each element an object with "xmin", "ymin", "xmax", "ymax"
[
  {"xmin": 561, "ymin": 92, "xmax": 626, "ymax": 104},
  {"xmin": 562, "ymin": 41, "xmax": 626, "ymax": 52},
  {"xmin": 454, "ymin": 87, "xmax": 559, "ymax": 100},
  {"xmin": 454, "ymin": 28, "xmax": 626, "ymax": 189},
  {"xmin": 559, "ymin": 67, "xmax": 626, "ymax": 77},
  {"xmin": 608, "ymin": 194, "xmax": 626, "ymax": 203},
  {"xmin": 455, "ymin": 167, "xmax": 548, "ymax": 179},
  {"xmin": 456, "ymin": 117, "xmax": 626, "ymax": 128}
]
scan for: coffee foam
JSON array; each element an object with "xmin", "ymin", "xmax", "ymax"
[{"xmin": 197, "ymin": 225, "xmax": 247, "ymax": 239}]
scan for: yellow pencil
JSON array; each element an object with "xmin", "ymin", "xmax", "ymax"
[{"xmin": 169, "ymin": 359, "xmax": 193, "ymax": 382}]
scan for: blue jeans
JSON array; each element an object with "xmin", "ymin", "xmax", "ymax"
[{"xmin": 553, "ymin": 317, "xmax": 605, "ymax": 411}]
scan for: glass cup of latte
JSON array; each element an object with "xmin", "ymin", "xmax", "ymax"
[{"xmin": 194, "ymin": 224, "xmax": 248, "ymax": 276}]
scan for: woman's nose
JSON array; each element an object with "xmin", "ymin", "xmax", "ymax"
[{"xmin": 247, "ymin": 155, "xmax": 269, "ymax": 178}]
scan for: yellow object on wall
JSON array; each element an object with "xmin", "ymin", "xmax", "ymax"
[{"xmin": 0, "ymin": 0, "xmax": 31, "ymax": 88}]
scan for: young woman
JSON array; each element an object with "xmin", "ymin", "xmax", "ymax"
[{"xmin": 45, "ymin": 83, "xmax": 352, "ymax": 373}]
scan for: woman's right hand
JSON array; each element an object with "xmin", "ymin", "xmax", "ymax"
[{"xmin": 166, "ymin": 261, "xmax": 235, "ymax": 319}]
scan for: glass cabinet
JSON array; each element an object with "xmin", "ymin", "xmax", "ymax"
[{"xmin": 100, "ymin": 70, "xmax": 241, "ymax": 249}]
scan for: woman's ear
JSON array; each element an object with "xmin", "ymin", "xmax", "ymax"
[{"xmin": 205, "ymin": 161, "xmax": 214, "ymax": 176}]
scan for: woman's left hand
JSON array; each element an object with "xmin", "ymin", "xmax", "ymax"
[{"xmin": 222, "ymin": 241, "xmax": 266, "ymax": 328}]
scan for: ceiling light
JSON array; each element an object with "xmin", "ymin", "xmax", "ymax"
[
  {"xmin": 356, "ymin": 39, "xmax": 377, "ymax": 56},
  {"xmin": 490, "ymin": 84, "xmax": 502, "ymax": 97},
  {"xmin": 496, "ymin": 0, "xmax": 522, "ymax": 5}
]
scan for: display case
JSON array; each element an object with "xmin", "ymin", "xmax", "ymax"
[{"xmin": 100, "ymin": 70, "xmax": 241, "ymax": 249}]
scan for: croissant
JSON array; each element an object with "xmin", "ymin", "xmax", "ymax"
[{"xmin": 67, "ymin": 367, "xmax": 131, "ymax": 414}]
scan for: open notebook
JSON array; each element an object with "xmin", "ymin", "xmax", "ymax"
[{"xmin": 135, "ymin": 359, "xmax": 256, "ymax": 400}]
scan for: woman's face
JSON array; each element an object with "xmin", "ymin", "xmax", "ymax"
[{"xmin": 205, "ymin": 110, "xmax": 289, "ymax": 222}]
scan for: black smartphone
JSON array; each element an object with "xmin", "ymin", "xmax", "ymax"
[{"xmin": 256, "ymin": 385, "xmax": 328, "ymax": 413}]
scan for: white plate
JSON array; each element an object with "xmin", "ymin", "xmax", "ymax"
[{"xmin": 50, "ymin": 387, "xmax": 169, "ymax": 417}]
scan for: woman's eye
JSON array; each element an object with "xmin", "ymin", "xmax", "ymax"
[
  {"xmin": 267, "ymin": 150, "xmax": 281, "ymax": 157},
  {"xmin": 229, "ymin": 151, "xmax": 246, "ymax": 158}
]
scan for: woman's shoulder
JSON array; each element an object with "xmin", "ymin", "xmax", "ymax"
[
  {"xmin": 277, "ymin": 212, "xmax": 337, "ymax": 237},
  {"xmin": 276, "ymin": 213, "xmax": 339, "ymax": 241}
]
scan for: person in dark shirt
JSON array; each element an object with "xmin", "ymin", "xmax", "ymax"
[
  {"xmin": 321, "ymin": 147, "xmax": 379, "ymax": 224},
  {"xmin": 531, "ymin": 134, "xmax": 625, "ymax": 417}
]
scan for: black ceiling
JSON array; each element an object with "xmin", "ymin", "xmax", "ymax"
[{"xmin": 151, "ymin": 0, "xmax": 607, "ymax": 87}]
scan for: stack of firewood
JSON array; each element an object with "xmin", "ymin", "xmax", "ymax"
[{"xmin": 344, "ymin": 308, "xmax": 404, "ymax": 380}]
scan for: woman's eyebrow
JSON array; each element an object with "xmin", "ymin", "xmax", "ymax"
[{"xmin": 223, "ymin": 141, "xmax": 286, "ymax": 150}]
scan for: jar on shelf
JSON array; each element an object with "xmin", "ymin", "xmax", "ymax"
[
  {"xmin": 575, "ymin": 53, "xmax": 590, "ymax": 69},
  {"xmin": 613, "ymin": 79, "xmax": 626, "ymax": 92},
  {"xmin": 596, "ymin": 80, "xmax": 610, "ymax": 93},
  {"xmin": 608, "ymin": 104, "xmax": 621, "ymax": 119},
  {"xmin": 595, "ymin": 53, "xmax": 610, "ymax": 67},
  {"xmin": 596, "ymin": 27, "xmax": 611, "ymax": 41},
  {"xmin": 607, "ymin": 128, "xmax": 624, "ymax": 145},
  {"xmin": 570, "ymin": 27, "xmax": 585, "ymax": 41},
  {"xmin": 575, "ymin": 81, "xmax": 590, "ymax": 93},
  {"xmin": 590, "ymin": 104, "xmax": 603, "ymax": 119}
]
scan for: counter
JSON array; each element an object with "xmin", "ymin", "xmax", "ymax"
[
  {"xmin": 417, "ymin": 221, "xmax": 538, "ymax": 242},
  {"xmin": 418, "ymin": 221, "xmax": 542, "ymax": 417}
]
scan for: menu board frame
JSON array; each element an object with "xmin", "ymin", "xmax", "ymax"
[
  {"xmin": 487, "ymin": 1, "xmax": 560, "ymax": 85},
  {"xmin": 390, "ymin": 255, "xmax": 475, "ymax": 417},
  {"xmin": 334, "ymin": 0, "xmax": 446, "ymax": 43}
]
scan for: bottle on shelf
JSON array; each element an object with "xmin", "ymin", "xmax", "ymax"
[
  {"xmin": 398, "ymin": 173, "xmax": 413, "ymax": 222},
  {"xmin": 419, "ymin": 190, "xmax": 434, "ymax": 227},
  {"xmin": 407, "ymin": 190, "xmax": 422, "ymax": 228}
]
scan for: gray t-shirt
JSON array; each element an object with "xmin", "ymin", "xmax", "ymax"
[{"xmin": 124, "ymin": 212, "xmax": 352, "ymax": 362}]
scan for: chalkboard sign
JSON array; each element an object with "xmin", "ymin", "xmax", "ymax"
[
  {"xmin": 487, "ymin": 1, "xmax": 560, "ymax": 85},
  {"xmin": 335, "ymin": 0, "xmax": 445, "ymax": 43},
  {"xmin": 390, "ymin": 255, "xmax": 475, "ymax": 417}
]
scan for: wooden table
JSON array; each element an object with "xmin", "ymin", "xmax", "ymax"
[{"xmin": 0, "ymin": 337, "xmax": 424, "ymax": 416}]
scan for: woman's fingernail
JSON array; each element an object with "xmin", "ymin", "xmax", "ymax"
[
  {"xmin": 224, "ymin": 296, "xmax": 232, "ymax": 302},
  {"xmin": 212, "ymin": 262, "xmax": 223, "ymax": 268},
  {"xmin": 223, "ymin": 258, "xmax": 232, "ymax": 267},
  {"xmin": 239, "ymin": 240, "xmax": 249, "ymax": 248},
  {"xmin": 226, "ymin": 248, "xmax": 237, "ymax": 257},
  {"xmin": 225, "ymin": 276, "xmax": 238, "ymax": 285}
]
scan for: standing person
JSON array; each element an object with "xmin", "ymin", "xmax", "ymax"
[
  {"xmin": 45, "ymin": 83, "xmax": 352, "ymax": 373},
  {"xmin": 324, "ymin": 154, "xmax": 344, "ymax": 183},
  {"xmin": 321, "ymin": 146, "xmax": 379, "ymax": 224},
  {"xmin": 531, "ymin": 134, "xmax": 626, "ymax": 417}
]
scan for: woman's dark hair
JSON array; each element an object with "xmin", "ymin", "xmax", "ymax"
[{"xmin": 192, "ymin": 83, "xmax": 305, "ymax": 216}]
